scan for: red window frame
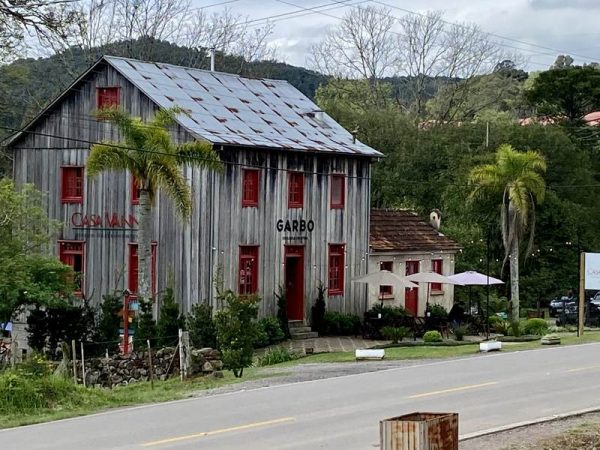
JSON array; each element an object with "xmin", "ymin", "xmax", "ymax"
[
  {"xmin": 239, "ymin": 246, "xmax": 259, "ymax": 295},
  {"xmin": 128, "ymin": 243, "xmax": 157, "ymax": 297},
  {"xmin": 97, "ymin": 86, "xmax": 120, "ymax": 109},
  {"xmin": 58, "ymin": 240, "xmax": 85, "ymax": 294},
  {"xmin": 131, "ymin": 176, "xmax": 140, "ymax": 205},
  {"xmin": 330, "ymin": 174, "xmax": 345, "ymax": 209},
  {"xmin": 288, "ymin": 172, "xmax": 304, "ymax": 208},
  {"xmin": 242, "ymin": 169, "xmax": 260, "ymax": 207},
  {"xmin": 61, "ymin": 166, "xmax": 84, "ymax": 204},
  {"xmin": 380, "ymin": 261, "xmax": 393, "ymax": 296},
  {"xmin": 328, "ymin": 244, "xmax": 345, "ymax": 296},
  {"xmin": 431, "ymin": 259, "xmax": 443, "ymax": 292}
]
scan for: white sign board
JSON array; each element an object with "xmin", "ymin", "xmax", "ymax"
[{"xmin": 585, "ymin": 253, "xmax": 600, "ymax": 290}]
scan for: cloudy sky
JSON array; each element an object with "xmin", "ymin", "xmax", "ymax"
[{"xmin": 196, "ymin": 0, "xmax": 600, "ymax": 71}]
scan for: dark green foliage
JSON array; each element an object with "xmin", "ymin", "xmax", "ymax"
[
  {"xmin": 186, "ymin": 303, "xmax": 216, "ymax": 349},
  {"xmin": 310, "ymin": 282, "xmax": 327, "ymax": 334},
  {"xmin": 156, "ymin": 288, "xmax": 183, "ymax": 347},
  {"xmin": 522, "ymin": 318, "xmax": 549, "ymax": 336},
  {"xmin": 26, "ymin": 308, "xmax": 48, "ymax": 353},
  {"xmin": 133, "ymin": 300, "xmax": 157, "ymax": 351},
  {"xmin": 381, "ymin": 326, "xmax": 410, "ymax": 344},
  {"xmin": 214, "ymin": 291, "xmax": 261, "ymax": 378},
  {"xmin": 428, "ymin": 304, "xmax": 448, "ymax": 322},
  {"xmin": 423, "ymin": 330, "xmax": 443, "ymax": 343},
  {"xmin": 256, "ymin": 347, "xmax": 296, "ymax": 367},
  {"xmin": 322, "ymin": 312, "xmax": 361, "ymax": 336},
  {"xmin": 509, "ymin": 321, "xmax": 522, "ymax": 337},
  {"xmin": 93, "ymin": 292, "xmax": 122, "ymax": 356},
  {"xmin": 255, "ymin": 317, "xmax": 285, "ymax": 348},
  {"xmin": 363, "ymin": 304, "xmax": 409, "ymax": 339},
  {"xmin": 452, "ymin": 325, "xmax": 468, "ymax": 341},
  {"xmin": 275, "ymin": 286, "xmax": 290, "ymax": 339}
]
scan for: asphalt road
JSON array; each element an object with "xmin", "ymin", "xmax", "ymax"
[{"xmin": 4, "ymin": 343, "xmax": 600, "ymax": 449}]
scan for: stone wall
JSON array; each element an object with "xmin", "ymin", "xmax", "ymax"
[{"xmin": 77, "ymin": 347, "xmax": 223, "ymax": 388}]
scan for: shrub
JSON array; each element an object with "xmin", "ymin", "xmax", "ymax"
[
  {"xmin": 368, "ymin": 304, "xmax": 407, "ymax": 325},
  {"xmin": 93, "ymin": 292, "xmax": 122, "ymax": 356},
  {"xmin": 323, "ymin": 311, "xmax": 361, "ymax": 335},
  {"xmin": 187, "ymin": 303, "xmax": 216, "ymax": 349},
  {"xmin": 256, "ymin": 348, "xmax": 296, "ymax": 367},
  {"xmin": 256, "ymin": 317, "xmax": 285, "ymax": 347},
  {"xmin": 381, "ymin": 326, "xmax": 410, "ymax": 344},
  {"xmin": 156, "ymin": 288, "xmax": 184, "ymax": 347},
  {"xmin": 275, "ymin": 286, "xmax": 290, "ymax": 339},
  {"xmin": 509, "ymin": 320, "xmax": 522, "ymax": 337},
  {"xmin": 311, "ymin": 282, "xmax": 327, "ymax": 334},
  {"xmin": 423, "ymin": 330, "xmax": 443, "ymax": 343},
  {"xmin": 523, "ymin": 318, "xmax": 549, "ymax": 336},
  {"xmin": 452, "ymin": 325, "xmax": 468, "ymax": 341},
  {"xmin": 428, "ymin": 304, "xmax": 448, "ymax": 322},
  {"xmin": 214, "ymin": 291, "xmax": 261, "ymax": 378},
  {"xmin": 133, "ymin": 299, "xmax": 157, "ymax": 351}
]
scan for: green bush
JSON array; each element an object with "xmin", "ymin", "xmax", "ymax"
[
  {"xmin": 256, "ymin": 348, "xmax": 296, "ymax": 367},
  {"xmin": 368, "ymin": 304, "xmax": 407, "ymax": 325},
  {"xmin": 93, "ymin": 292, "xmax": 122, "ymax": 356},
  {"xmin": 275, "ymin": 286, "xmax": 290, "ymax": 339},
  {"xmin": 310, "ymin": 282, "xmax": 327, "ymax": 334},
  {"xmin": 214, "ymin": 291, "xmax": 261, "ymax": 378},
  {"xmin": 323, "ymin": 311, "xmax": 361, "ymax": 335},
  {"xmin": 256, "ymin": 317, "xmax": 285, "ymax": 347},
  {"xmin": 381, "ymin": 326, "xmax": 410, "ymax": 344},
  {"xmin": 156, "ymin": 288, "xmax": 184, "ymax": 347},
  {"xmin": 423, "ymin": 330, "xmax": 443, "ymax": 343},
  {"xmin": 523, "ymin": 318, "xmax": 549, "ymax": 336},
  {"xmin": 428, "ymin": 304, "xmax": 448, "ymax": 322},
  {"xmin": 133, "ymin": 299, "xmax": 157, "ymax": 351},
  {"xmin": 186, "ymin": 303, "xmax": 216, "ymax": 349},
  {"xmin": 452, "ymin": 325, "xmax": 468, "ymax": 341},
  {"xmin": 509, "ymin": 320, "xmax": 522, "ymax": 337}
]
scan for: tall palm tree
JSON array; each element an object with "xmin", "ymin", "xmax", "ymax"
[
  {"xmin": 470, "ymin": 144, "xmax": 547, "ymax": 320},
  {"xmin": 87, "ymin": 107, "xmax": 222, "ymax": 304}
]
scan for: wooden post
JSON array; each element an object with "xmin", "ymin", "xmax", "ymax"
[
  {"xmin": 178, "ymin": 329, "xmax": 190, "ymax": 380},
  {"xmin": 10, "ymin": 338, "xmax": 17, "ymax": 369},
  {"xmin": 80, "ymin": 341, "xmax": 86, "ymax": 387},
  {"xmin": 578, "ymin": 252, "xmax": 586, "ymax": 337},
  {"xmin": 71, "ymin": 339, "xmax": 77, "ymax": 383},
  {"xmin": 147, "ymin": 339, "xmax": 154, "ymax": 390}
]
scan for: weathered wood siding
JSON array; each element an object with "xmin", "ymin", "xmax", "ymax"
[{"xmin": 11, "ymin": 61, "xmax": 372, "ymax": 319}]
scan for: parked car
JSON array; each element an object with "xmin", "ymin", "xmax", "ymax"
[
  {"xmin": 550, "ymin": 296, "xmax": 573, "ymax": 317},
  {"xmin": 590, "ymin": 291, "xmax": 600, "ymax": 307},
  {"xmin": 555, "ymin": 301, "xmax": 600, "ymax": 327}
]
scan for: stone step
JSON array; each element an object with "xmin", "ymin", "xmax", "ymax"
[
  {"xmin": 288, "ymin": 320, "xmax": 305, "ymax": 328},
  {"xmin": 289, "ymin": 326, "xmax": 313, "ymax": 335},
  {"xmin": 290, "ymin": 331, "xmax": 319, "ymax": 340}
]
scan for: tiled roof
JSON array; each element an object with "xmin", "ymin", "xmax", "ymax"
[
  {"xmin": 370, "ymin": 209, "xmax": 462, "ymax": 253},
  {"xmin": 105, "ymin": 56, "xmax": 382, "ymax": 156}
]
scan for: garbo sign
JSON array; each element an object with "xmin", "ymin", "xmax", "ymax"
[
  {"xmin": 276, "ymin": 219, "xmax": 315, "ymax": 233},
  {"xmin": 71, "ymin": 212, "xmax": 138, "ymax": 229}
]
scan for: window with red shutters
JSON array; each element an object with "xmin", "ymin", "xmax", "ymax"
[
  {"xmin": 330, "ymin": 174, "xmax": 345, "ymax": 209},
  {"xmin": 242, "ymin": 169, "xmax": 259, "ymax": 207},
  {"xmin": 328, "ymin": 244, "xmax": 345, "ymax": 296},
  {"xmin": 97, "ymin": 87, "xmax": 120, "ymax": 109},
  {"xmin": 431, "ymin": 259, "xmax": 443, "ymax": 292},
  {"xmin": 288, "ymin": 172, "xmax": 304, "ymax": 208},
  {"xmin": 239, "ymin": 246, "xmax": 259, "ymax": 295},
  {"xmin": 61, "ymin": 166, "xmax": 84, "ymax": 203},
  {"xmin": 128, "ymin": 243, "xmax": 157, "ymax": 296},
  {"xmin": 59, "ymin": 241, "xmax": 85, "ymax": 294},
  {"xmin": 131, "ymin": 176, "xmax": 140, "ymax": 205},
  {"xmin": 380, "ymin": 261, "xmax": 393, "ymax": 296}
]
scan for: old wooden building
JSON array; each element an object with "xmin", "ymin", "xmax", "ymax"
[{"xmin": 6, "ymin": 56, "xmax": 382, "ymax": 321}]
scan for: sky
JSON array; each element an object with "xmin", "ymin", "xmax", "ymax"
[{"xmin": 195, "ymin": 0, "xmax": 600, "ymax": 71}]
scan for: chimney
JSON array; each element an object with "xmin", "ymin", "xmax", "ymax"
[
  {"xmin": 209, "ymin": 48, "xmax": 216, "ymax": 72},
  {"xmin": 430, "ymin": 209, "xmax": 442, "ymax": 231}
]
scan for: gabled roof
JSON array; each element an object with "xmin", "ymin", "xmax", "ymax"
[
  {"xmin": 6, "ymin": 55, "xmax": 382, "ymax": 157},
  {"xmin": 370, "ymin": 209, "xmax": 462, "ymax": 253}
]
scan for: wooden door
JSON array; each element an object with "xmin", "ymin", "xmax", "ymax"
[
  {"xmin": 285, "ymin": 246, "xmax": 305, "ymax": 321},
  {"xmin": 405, "ymin": 260, "xmax": 420, "ymax": 316}
]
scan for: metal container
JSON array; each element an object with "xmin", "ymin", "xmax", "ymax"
[{"xmin": 380, "ymin": 412, "xmax": 458, "ymax": 450}]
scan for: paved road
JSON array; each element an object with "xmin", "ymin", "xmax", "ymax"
[{"xmin": 4, "ymin": 343, "xmax": 600, "ymax": 449}]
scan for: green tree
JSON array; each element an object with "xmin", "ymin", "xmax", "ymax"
[
  {"xmin": 186, "ymin": 303, "xmax": 216, "ymax": 349},
  {"xmin": 133, "ymin": 299, "xmax": 157, "ymax": 350},
  {"xmin": 94, "ymin": 292, "xmax": 123, "ymax": 355},
  {"xmin": 470, "ymin": 144, "xmax": 547, "ymax": 319},
  {"xmin": 156, "ymin": 288, "xmax": 184, "ymax": 347},
  {"xmin": 87, "ymin": 108, "xmax": 222, "ymax": 307}
]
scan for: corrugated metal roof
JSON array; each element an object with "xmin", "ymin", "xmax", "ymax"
[{"xmin": 105, "ymin": 56, "xmax": 382, "ymax": 157}]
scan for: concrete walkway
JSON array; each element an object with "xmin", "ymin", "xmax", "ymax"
[{"xmin": 259, "ymin": 336, "xmax": 389, "ymax": 355}]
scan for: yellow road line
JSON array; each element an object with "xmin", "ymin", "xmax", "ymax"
[
  {"xmin": 141, "ymin": 417, "xmax": 296, "ymax": 447},
  {"xmin": 408, "ymin": 381, "xmax": 498, "ymax": 399},
  {"xmin": 567, "ymin": 364, "xmax": 600, "ymax": 373}
]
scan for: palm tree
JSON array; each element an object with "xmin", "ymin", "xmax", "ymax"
[
  {"xmin": 470, "ymin": 144, "xmax": 547, "ymax": 320},
  {"xmin": 87, "ymin": 107, "xmax": 222, "ymax": 304}
]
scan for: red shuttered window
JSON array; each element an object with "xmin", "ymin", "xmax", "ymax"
[
  {"xmin": 242, "ymin": 169, "xmax": 259, "ymax": 207},
  {"xmin": 97, "ymin": 87, "xmax": 120, "ymax": 109},
  {"xmin": 131, "ymin": 176, "xmax": 140, "ymax": 205},
  {"xmin": 328, "ymin": 244, "xmax": 345, "ymax": 296},
  {"xmin": 288, "ymin": 172, "xmax": 304, "ymax": 208},
  {"xmin": 128, "ymin": 243, "xmax": 157, "ymax": 296},
  {"xmin": 239, "ymin": 246, "xmax": 259, "ymax": 295},
  {"xmin": 380, "ymin": 261, "xmax": 393, "ymax": 296},
  {"xmin": 61, "ymin": 166, "xmax": 84, "ymax": 204},
  {"xmin": 431, "ymin": 259, "xmax": 443, "ymax": 291},
  {"xmin": 330, "ymin": 174, "xmax": 345, "ymax": 209},
  {"xmin": 59, "ymin": 241, "xmax": 85, "ymax": 294}
]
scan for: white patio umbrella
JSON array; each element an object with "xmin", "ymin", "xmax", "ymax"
[
  {"xmin": 406, "ymin": 271, "xmax": 464, "ymax": 314},
  {"xmin": 448, "ymin": 271, "xmax": 504, "ymax": 316},
  {"xmin": 353, "ymin": 270, "xmax": 418, "ymax": 304}
]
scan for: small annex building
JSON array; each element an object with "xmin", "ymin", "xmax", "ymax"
[
  {"xmin": 369, "ymin": 209, "xmax": 462, "ymax": 316},
  {"xmin": 6, "ymin": 56, "xmax": 382, "ymax": 322}
]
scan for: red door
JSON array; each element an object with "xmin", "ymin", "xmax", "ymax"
[
  {"xmin": 405, "ymin": 261, "xmax": 420, "ymax": 316},
  {"xmin": 285, "ymin": 246, "xmax": 305, "ymax": 321}
]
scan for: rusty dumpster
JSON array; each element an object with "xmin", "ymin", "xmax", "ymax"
[{"xmin": 380, "ymin": 412, "xmax": 458, "ymax": 450}]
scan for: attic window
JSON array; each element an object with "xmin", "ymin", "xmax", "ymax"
[{"xmin": 97, "ymin": 87, "xmax": 120, "ymax": 109}]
